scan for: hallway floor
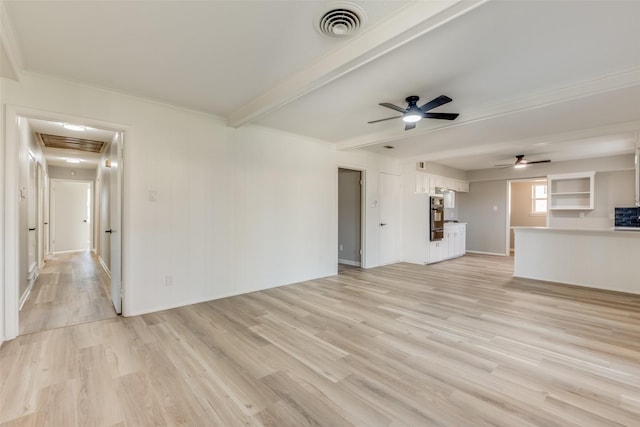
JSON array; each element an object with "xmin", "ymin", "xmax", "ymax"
[{"xmin": 19, "ymin": 251, "xmax": 117, "ymax": 335}]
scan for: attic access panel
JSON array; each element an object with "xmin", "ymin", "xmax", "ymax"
[{"xmin": 38, "ymin": 133, "xmax": 106, "ymax": 153}]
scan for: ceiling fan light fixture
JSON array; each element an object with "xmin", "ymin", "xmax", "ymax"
[
  {"xmin": 403, "ymin": 102, "xmax": 423, "ymax": 122},
  {"xmin": 514, "ymin": 163, "xmax": 527, "ymax": 169},
  {"xmin": 402, "ymin": 113, "xmax": 422, "ymax": 123}
]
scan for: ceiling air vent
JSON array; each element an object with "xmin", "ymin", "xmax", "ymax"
[{"xmin": 318, "ymin": 3, "xmax": 366, "ymax": 38}]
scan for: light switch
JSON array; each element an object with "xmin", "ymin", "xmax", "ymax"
[{"xmin": 148, "ymin": 190, "xmax": 157, "ymax": 202}]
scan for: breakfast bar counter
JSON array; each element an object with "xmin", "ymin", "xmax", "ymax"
[{"xmin": 512, "ymin": 226, "xmax": 640, "ymax": 295}]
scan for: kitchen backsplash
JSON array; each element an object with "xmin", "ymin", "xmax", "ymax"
[{"xmin": 614, "ymin": 207, "xmax": 640, "ymax": 227}]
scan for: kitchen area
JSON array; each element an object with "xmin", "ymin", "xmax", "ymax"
[
  {"xmin": 403, "ymin": 165, "xmax": 469, "ymax": 265},
  {"xmin": 513, "ymin": 147, "xmax": 640, "ymax": 295}
]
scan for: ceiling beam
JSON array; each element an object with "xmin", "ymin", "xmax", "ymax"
[{"xmin": 226, "ymin": 0, "xmax": 487, "ymax": 128}]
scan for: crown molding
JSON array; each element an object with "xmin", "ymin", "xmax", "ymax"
[
  {"xmin": 337, "ymin": 65, "xmax": 640, "ymax": 151},
  {"xmin": 0, "ymin": 1, "xmax": 24, "ymax": 80},
  {"xmin": 226, "ymin": 0, "xmax": 487, "ymax": 128}
]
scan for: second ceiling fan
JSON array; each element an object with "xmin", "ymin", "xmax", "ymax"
[
  {"xmin": 368, "ymin": 95, "xmax": 459, "ymax": 131},
  {"xmin": 494, "ymin": 154, "xmax": 551, "ymax": 168}
]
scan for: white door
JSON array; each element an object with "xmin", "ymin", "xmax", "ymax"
[
  {"xmin": 27, "ymin": 155, "xmax": 38, "ymax": 272},
  {"xmin": 109, "ymin": 133, "xmax": 123, "ymax": 314},
  {"xmin": 52, "ymin": 180, "xmax": 91, "ymax": 252},
  {"xmin": 379, "ymin": 172, "xmax": 401, "ymax": 265}
]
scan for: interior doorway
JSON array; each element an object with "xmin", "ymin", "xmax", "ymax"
[
  {"xmin": 507, "ymin": 178, "xmax": 548, "ymax": 255},
  {"xmin": 3, "ymin": 106, "xmax": 126, "ymax": 340},
  {"xmin": 338, "ymin": 168, "xmax": 364, "ymax": 268}
]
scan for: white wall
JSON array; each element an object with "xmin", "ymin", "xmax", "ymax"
[
  {"xmin": 1, "ymin": 72, "xmax": 353, "ymax": 335},
  {"xmin": 48, "ymin": 165, "xmax": 96, "ymax": 181},
  {"xmin": 457, "ymin": 180, "xmax": 508, "ymax": 255}
]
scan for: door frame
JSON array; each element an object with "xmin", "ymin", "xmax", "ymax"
[
  {"xmin": 337, "ymin": 167, "xmax": 365, "ymax": 268},
  {"xmin": 3, "ymin": 105, "xmax": 129, "ymax": 340},
  {"xmin": 337, "ymin": 165, "xmax": 366, "ymax": 269},
  {"xmin": 50, "ymin": 178, "xmax": 93, "ymax": 254},
  {"xmin": 506, "ymin": 178, "xmax": 549, "ymax": 255}
]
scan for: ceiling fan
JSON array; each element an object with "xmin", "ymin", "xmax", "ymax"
[
  {"xmin": 368, "ymin": 95, "xmax": 459, "ymax": 131},
  {"xmin": 494, "ymin": 154, "xmax": 551, "ymax": 169}
]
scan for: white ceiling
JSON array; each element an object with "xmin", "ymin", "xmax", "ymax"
[{"xmin": 3, "ymin": 0, "xmax": 640, "ymax": 171}]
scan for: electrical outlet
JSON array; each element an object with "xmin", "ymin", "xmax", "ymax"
[
  {"xmin": 165, "ymin": 275, "xmax": 173, "ymax": 286},
  {"xmin": 339, "ymin": 244, "xmax": 343, "ymax": 251}
]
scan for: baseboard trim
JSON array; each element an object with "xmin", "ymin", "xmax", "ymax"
[
  {"xmin": 338, "ymin": 259, "xmax": 362, "ymax": 267},
  {"xmin": 19, "ymin": 284, "xmax": 33, "ymax": 311},
  {"xmin": 466, "ymin": 250, "xmax": 509, "ymax": 257},
  {"xmin": 98, "ymin": 256, "xmax": 111, "ymax": 279}
]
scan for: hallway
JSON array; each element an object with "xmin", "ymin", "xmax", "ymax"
[{"xmin": 19, "ymin": 251, "xmax": 117, "ymax": 335}]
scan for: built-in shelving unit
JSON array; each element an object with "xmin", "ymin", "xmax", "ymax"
[{"xmin": 547, "ymin": 172, "xmax": 595, "ymax": 210}]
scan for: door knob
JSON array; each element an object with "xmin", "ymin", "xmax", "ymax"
[
  {"xmin": 380, "ymin": 223, "xmax": 387, "ymax": 226},
  {"xmin": 29, "ymin": 227, "xmax": 36, "ymax": 231},
  {"xmin": 105, "ymin": 229, "xmax": 113, "ymax": 233}
]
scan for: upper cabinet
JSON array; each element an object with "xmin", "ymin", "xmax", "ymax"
[
  {"xmin": 547, "ymin": 172, "xmax": 595, "ymax": 210},
  {"xmin": 414, "ymin": 172, "xmax": 469, "ymax": 195}
]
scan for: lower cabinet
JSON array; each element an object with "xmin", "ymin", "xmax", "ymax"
[{"xmin": 428, "ymin": 223, "xmax": 466, "ymax": 264}]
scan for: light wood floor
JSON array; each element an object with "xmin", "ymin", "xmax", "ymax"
[
  {"xmin": 2, "ymin": 253, "xmax": 640, "ymax": 426},
  {"xmin": 19, "ymin": 251, "xmax": 117, "ymax": 335}
]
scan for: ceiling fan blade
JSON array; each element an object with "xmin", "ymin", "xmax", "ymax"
[
  {"xmin": 423, "ymin": 112, "xmax": 459, "ymax": 120},
  {"xmin": 405, "ymin": 122, "xmax": 417, "ymax": 131},
  {"xmin": 379, "ymin": 102, "xmax": 406, "ymax": 113},
  {"xmin": 523, "ymin": 159, "xmax": 551, "ymax": 164},
  {"xmin": 419, "ymin": 95, "xmax": 452, "ymax": 112},
  {"xmin": 493, "ymin": 164, "xmax": 513, "ymax": 168},
  {"xmin": 368, "ymin": 116, "xmax": 402, "ymax": 124}
]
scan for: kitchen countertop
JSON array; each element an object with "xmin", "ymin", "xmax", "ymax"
[
  {"xmin": 512, "ymin": 226, "xmax": 640, "ymax": 236},
  {"xmin": 513, "ymin": 226, "xmax": 640, "ymax": 295}
]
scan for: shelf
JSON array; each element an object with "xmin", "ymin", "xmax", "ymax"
[
  {"xmin": 547, "ymin": 172, "xmax": 595, "ymax": 210},
  {"xmin": 549, "ymin": 206, "xmax": 592, "ymax": 210},
  {"xmin": 550, "ymin": 191, "xmax": 591, "ymax": 195}
]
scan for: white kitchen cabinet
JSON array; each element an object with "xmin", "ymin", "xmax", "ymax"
[
  {"xmin": 415, "ymin": 172, "xmax": 430, "ymax": 193},
  {"xmin": 453, "ymin": 223, "xmax": 466, "ymax": 255},
  {"xmin": 430, "ymin": 239, "xmax": 449, "ymax": 263},
  {"xmin": 412, "ymin": 169, "xmax": 469, "ymax": 195},
  {"xmin": 426, "ymin": 223, "xmax": 466, "ymax": 264},
  {"xmin": 547, "ymin": 172, "xmax": 595, "ymax": 210}
]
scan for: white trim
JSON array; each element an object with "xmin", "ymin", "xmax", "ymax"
[
  {"xmin": 466, "ymin": 250, "xmax": 509, "ymax": 257},
  {"xmin": 98, "ymin": 255, "xmax": 111, "ymax": 279},
  {"xmin": 51, "ymin": 249, "xmax": 90, "ymax": 255},
  {"xmin": 338, "ymin": 259, "xmax": 362, "ymax": 267}
]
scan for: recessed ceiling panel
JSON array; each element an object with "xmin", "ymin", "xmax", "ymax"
[{"xmin": 38, "ymin": 133, "xmax": 105, "ymax": 153}]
